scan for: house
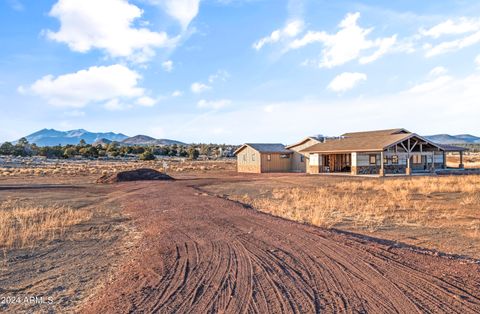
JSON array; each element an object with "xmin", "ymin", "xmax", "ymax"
[
  {"xmin": 234, "ymin": 143, "xmax": 293, "ymax": 173},
  {"xmin": 301, "ymin": 128, "xmax": 466, "ymax": 176},
  {"xmin": 285, "ymin": 136, "xmax": 323, "ymax": 172},
  {"xmin": 235, "ymin": 128, "xmax": 467, "ymax": 175}
]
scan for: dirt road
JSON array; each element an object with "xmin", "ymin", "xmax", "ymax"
[{"xmin": 84, "ymin": 179, "xmax": 480, "ymax": 313}]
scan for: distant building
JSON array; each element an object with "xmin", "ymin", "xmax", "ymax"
[
  {"xmin": 234, "ymin": 143, "xmax": 293, "ymax": 173},
  {"xmin": 234, "ymin": 129, "xmax": 467, "ymax": 175}
]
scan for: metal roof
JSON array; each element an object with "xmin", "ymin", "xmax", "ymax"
[{"xmin": 234, "ymin": 143, "xmax": 292, "ymax": 155}]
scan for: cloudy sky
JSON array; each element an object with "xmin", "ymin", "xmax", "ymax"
[{"xmin": 1, "ymin": 0, "xmax": 480, "ymax": 144}]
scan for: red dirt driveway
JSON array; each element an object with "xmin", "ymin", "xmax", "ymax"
[{"xmin": 83, "ymin": 180, "xmax": 480, "ymax": 313}]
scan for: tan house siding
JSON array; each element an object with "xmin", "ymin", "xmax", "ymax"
[
  {"xmin": 261, "ymin": 153, "xmax": 292, "ymax": 173},
  {"xmin": 236, "ymin": 146, "xmax": 292, "ymax": 173},
  {"xmin": 288, "ymin": 138, "xmax": 321, "ymax": 173},
  {"xmin": 236, "ymin": 146, "xmax": 261, "ymax": 173}
]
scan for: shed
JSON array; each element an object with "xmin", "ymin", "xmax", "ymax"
[{"xmin": 234, "ymin": 143, "xmax": 293, "ymax": 173}]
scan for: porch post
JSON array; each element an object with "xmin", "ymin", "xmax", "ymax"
[
  {"xmin": 430, "ymin": 151, "xmax": 435, "ymax": 173},
  {"xmin": 379, "ymin": 151, "xmax": 385, "ymax": 176},
  {"xmin": 406, "ymin": 154, "xmax": 412, "ymax": 175},
  {"xmin": 459, "ymin": 151, "xmax": 464, "ymax": 169},
  {"xmin": 442, "ymin": 151, "xmax": 446, "ymax": 169}
]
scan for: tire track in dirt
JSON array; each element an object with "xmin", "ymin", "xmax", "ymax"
[{"xmin": 82, "ymin": 180, "xmax": 480, "ymax": 313}]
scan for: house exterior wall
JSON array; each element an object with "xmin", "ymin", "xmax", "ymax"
[
  {"xmin": 351, "ymin": 151, "xmax": 446, "ymax": 175},
  {"xmin": 307, "ymin": 153, "xmax": 321, "ymax": 174},
  {"xmin": 236, "ymin": 146, "xmax": 261, "ymax": 173},
  {"xmin": 289, "ymin": 139, "xmax": 320, "ymax": 172},
  {"xmin": 260, "ymin": 153, "xmax": 292, "ymax": 173}
]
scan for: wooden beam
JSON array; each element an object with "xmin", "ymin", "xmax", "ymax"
[{"xmin": 410, "ymin": 140, "xmax": 418, "ymax": 152}]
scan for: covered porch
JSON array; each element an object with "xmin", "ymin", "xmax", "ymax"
[{"xmin": 308, "ymin": 153, "xmax": 352, "ymax": 174}]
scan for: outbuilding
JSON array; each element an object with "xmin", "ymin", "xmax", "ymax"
[{"xmin": 234, "ymin": 143, "xmax": 293, "ymax": 173}]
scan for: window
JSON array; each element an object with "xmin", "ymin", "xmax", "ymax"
[
  {"xmin": 392, "ymin": 155, "xmax": 399, "ymax": 164},
  {"xmin": 412, "ymin": 155, "xmax": 422, "ymax": 164},
  {"xmin": 369, "ymin": 154, "xmax": 377, "ymax": 165},
  {"xmin": 384, "ymin": 156, "xmax": 388, "ymax": 165},
  {"xmin": 267, "ymin": 154, "xmax": 271, "ymax": 161},
  {"xmin": 243, "ymin": 154, "xmax": 246, "ymax": 162},
  {"xmin": 300, "ymin": 155, "xmax": 304, "ymax": 162},
  {"xmin": 280, "ymin": 154, "xmax": 290, "ymax": 159},
  {"xmin": 252, "ymin": 153, "xmax": 255, "ymax": 161}
]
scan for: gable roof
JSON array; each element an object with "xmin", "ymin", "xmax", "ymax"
[
  {"xmin": 234, "ymin": 143, "xmax": 292, "ymax": 155},
  {"xmin": 286, "ymin": 136, "xmax": 322, "ymax": 149},
  {"xmin": 301, "ymin": 133, "xmax": 412, "ymax": 153},
  {"xmin": 300, "ymin": 132, "xmax": 454, "ymax": 154},
  {"xmin": 341, "ymin": 128, "xmax": 410, "ymax": 138}
]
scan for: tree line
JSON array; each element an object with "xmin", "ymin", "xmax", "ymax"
[{"xmin": 0, "ymin": 138, "xmax": 237, "ymax": 160}]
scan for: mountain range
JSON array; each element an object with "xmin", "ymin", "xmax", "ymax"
[
  {"xmin": 424, "ymin": 134, "xmax": 480, "ymax": 145},
  {"xmin": 20, "ymin": 129, "xmax": 186, "ymax": 146},
  {"xmin": 12, "ymin": 129, "xmax": 480, "ymax": 147}
]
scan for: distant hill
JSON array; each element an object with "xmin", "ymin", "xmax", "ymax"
[
  {"xmin": 18, "ymin": 129, "xmax": 187, "ymax": 147},
  {"xmin": 93, "ymin": 138, "xmax": 113, "ymax": 146},
  {"xmin": 22, "ymin": 129, "xmax": 128, "ymax": 146},
  {"xmin": 121, "ymin": 135, "xmax": 186, "ymax": 146},
  {"xmin": 425, "ymin": 134, "xmax": 480, "ymax": 144}
]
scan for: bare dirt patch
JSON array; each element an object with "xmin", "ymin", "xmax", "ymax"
[{"xmin": 84, "ymin": 180, "xmax": 480, "ymax": 313}]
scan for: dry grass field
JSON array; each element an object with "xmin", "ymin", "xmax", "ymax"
[
  {"xmin": 203, "ymin": 174, "xmax": 480, "ymax": 258},
  {"xmin": 447, "ymin": 152, "xmax": 480, "ymax": 168},
  {"xmin": 0, "ymin": 199, "xmax": 92, "ymax": 249},
  {"xmin": 0, "ymin": 157, "xmax": 236, "ymax": 181}
]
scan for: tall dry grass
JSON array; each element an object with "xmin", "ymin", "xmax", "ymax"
[
  {"xmin": 0, "ymin": 199, "xmax": 92, "ymax": 249},
  {"xmin": 233, "ymin": 176, "xmax": 480, "ymax": 233}
]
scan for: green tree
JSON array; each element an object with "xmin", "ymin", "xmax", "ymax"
[
  {"xmin": 139, "ymin": 150, "xmax": 156, "ymax": 160},
  {"xmin": 17, "ymin": 137, "xmax": 29, "ymax": 146},
  {"xmin": 187, "ymin": 146, "xmax": 199, "ymax": 160},
  {"xmin": 0, "ymin": 142, "xmax": 14, "ymax": 155},
  {"xmin": 63, "ymin": 147, "xmax": 77, "ymax": 158}
]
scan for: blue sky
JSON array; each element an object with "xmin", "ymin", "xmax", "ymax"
[{"xmin": 1, "ymin": 0, "xmax": 480, "ymax": 144}]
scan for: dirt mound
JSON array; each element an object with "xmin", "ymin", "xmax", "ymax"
[{"xmin": 97, "ymin": 168, "xmax": 173, "ymax": 184}]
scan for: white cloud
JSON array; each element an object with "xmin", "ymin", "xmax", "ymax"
[
  {"xmin": 420, "ymin": 18, "xmax": 480, "ymax": 38},
  {"xmin": 429, "ymin": 66, "xmax": 448, "ymax": 77},
  {"xmin": 46, "ymin": 0, "xmax": 170, "ymax": 61},
  {"xmin": 147, "ymin": 0, "xmax": 200, "ymax": 30},
  {"xmin": 406, "ymin": 75, "xmax": 453, "ymax": 94},
  {"xmin": 190, "ymin": 70, "xmax": 229, "ymax": 94},
  {"xmin": 136, "ymin": 96, "xmax": 157, "ymax": 107},
  {"xmin": 327, "ymin": 72, "xmax": 367, "ymax": 92},
  {"xmin": 264, "ymin": 105, "xmax": 275, "ymax": 113},
  {"xmin": 208, "ymin": 70, "xmax": 230, "ymax": 83},
  {"xmin": 162, "ymin": 60, "xmax": 174, "ymax": 72},
  {"xmin": 171, "ymin": 90, "xmax": 182, "ymax": 97},
  {"xmin": 191, "ymin": 82, "xmax": 211, "ymax": 93},
  {"xmin": 197, "ymin": 99, "xmax": 231, "ymax": 109},
  {"xmin": 420, "ymin": 17, "xmax": 480, "ymax": 57},
  {"xmin": 26, "ymin": 64, "xmax": 145, "ymax": 108},
  {"xmin": 253, "ymin": 20, "xmax": 304, "ymax": 50},
  {"xmin": 476, "ymin": 55, "xmax": 480, "ymax": 68},
  {"xmin": 289, "ymin": 12, "xmax": 397, "ymax": 68},
  {"xmin": 64, "ymin": 110, "xmax": 85, "ymax": 117},
  {"xmin": 104, "ymin": 99, "xmax": 131, "ymax": 111}
]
